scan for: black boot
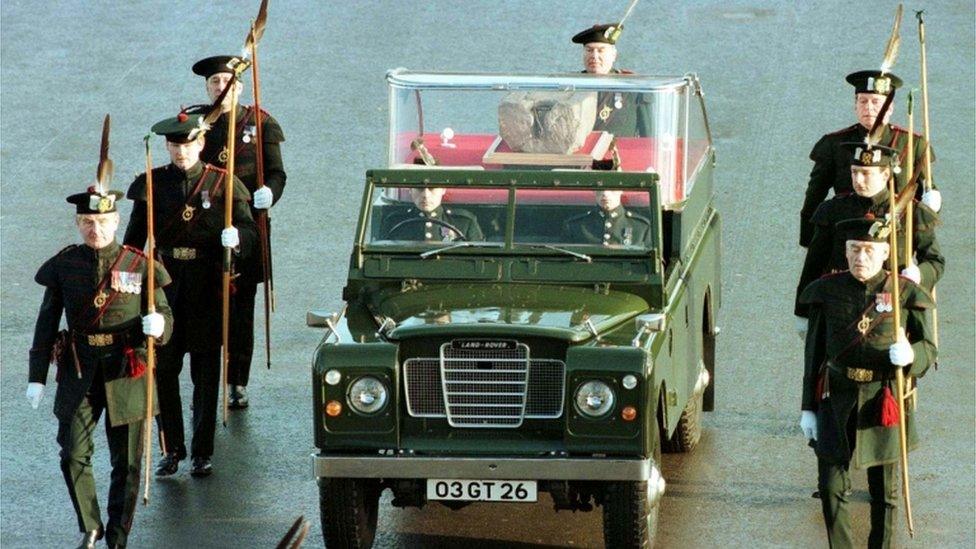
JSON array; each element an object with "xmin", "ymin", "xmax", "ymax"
[
  {"xmin": 76, "ymin": 528, "xmax": 103, "ymax": 549},
  {"xmin": 229, "ymin": 385, "xmax": 249, "ymax": 409},
  {"xmin": 190, "ymin": 456, "xmax": 213, "ymax": 477},
  {"xmin": 155, "ymin": 453, "xmax": 182, "ymax": 477}
]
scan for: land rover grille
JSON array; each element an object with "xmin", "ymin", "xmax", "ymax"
[{"xmin": 403, "ymin": 340, "xmax": 566, "ymax": 428}]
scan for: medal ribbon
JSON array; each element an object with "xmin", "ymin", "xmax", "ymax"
[{"xmin": 86, "ymin": 250, "xmax": 145, "ymax": 330}]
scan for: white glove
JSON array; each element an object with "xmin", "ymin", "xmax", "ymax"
[
  {"xmin": 900, "ymin": 264, "xmax": 921, "ymax": 284},
  {"xmin": 794, "ymin": 316, "xmax": 808, "ymax": 339},
  {"xmin": 252, "ymin": 186, "xmax": 273, "ymax": 209},
  {"xmin": 142, "ymin": 312, "xmax": 165, "ymax": 338},
  {"xmin": 921, "ymin": 190, "xmax": 941, "ymax": 212},
  {"xmin": 800, "ymin": 410, "xmax": 817, "ymax": 441},
  {"xmin": 221, "ymin": 227, "xmax": 240, "ymax": 249},
  {"xmin": 26, "ymin": 382, "xmax": 44, "ymax": 409},
  {"xmin": 889, "ymin": 336, "xmax": 914, "ymax": 367}
]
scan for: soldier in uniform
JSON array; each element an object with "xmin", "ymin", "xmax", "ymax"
[
  {"xmin": 27, "ymin": 186, "xmax": 173, "ymax": 548},
  {"xmin": 798, "ymin": 217, "xmax": 937, "ymax": 548},
  {"xmin": 572, "ymin": 23, "xmax": 650, "ymax": 137},
  {"xmin": 124, "ymin": 111, "xmax": 257, "ymax": 477},
  {"xmin": 381, "ymin": 187, "xmax": 484, "ymax": 242},
  {"xmin": 191, "ymin": 55, "xmax": 287, "ymax": 409},
  {"xmin": 561, "ymin": 189, "xmax": 651, "ymax": 246},
  {"xmin": 799, "ymin": 70, "xmax": 942, "ymax": 247},
  {"xmin": 795, "ymin": 144, "xmax": 944, "ymax": 334}
]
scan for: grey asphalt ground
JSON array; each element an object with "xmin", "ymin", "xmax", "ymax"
[{"xmin": 1, "ymin": 1, "xmax": 973, "ymax": 547}]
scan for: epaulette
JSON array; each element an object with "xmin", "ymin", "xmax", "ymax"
[
  {"xmin": 564, "ymin": 210, "xmax": 595, "ymax": 223},
  {"xmin": 55, "ymin": 244, "xmax": 79, "ymax": 256},
  {"xmin": 818, "ymin": 271, "xmax": 846, "ymax": 280},
  {"xmin": 625, "ymin": 210, "xmax": 651, "ymax": 225},
  {"xmin": 824, "ymin": 124, "xmax": 860, "ymax": 137},
  {"xmin": 203, "ymin": 163, "xmax": 228, "ymax": 175},
  {"xmin": 889, "ymin": 125, "xmax": 923, "ymax": 138}
]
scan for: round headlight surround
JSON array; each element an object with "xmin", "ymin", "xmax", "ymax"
[
  {"xmin": 574, "ymin": 380, "xmax": 615, "ymax": 418},
  {"xmin": 346, "ymin": 376, "xmax": 389, "ymax": 415}
]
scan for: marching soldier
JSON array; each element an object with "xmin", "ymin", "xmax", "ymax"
[
  {"xmin": 27, "ymin": 186, "xmax": 173, "ymax": 548},
  {"xmin": 124, "ymin": 111, "xmax": 256, "ymax": 477},
  {"xmin": 381, "ymin": 187, "xmax": 484, "ymax": 242},
  {"xmin": 572, "ymin": 23, "xmax": 650, "ymax": 137},
  {"xmin": 799, "ymin": 70, "xmax": 942, "ymax": 247},
  {"xmin": 191, "ymin": 54, "xmax": 287, "ymax": 409},
  {"xmin": 562, "ymin": 189, "xmax": 651, "ymax": 246},
  {"xmin": 798, "ymin": 217, "xmax": 937, "ymax": 548},
  {"xmin": 795, "ymin": 144, "xmax": 944, "ymax": 333}
]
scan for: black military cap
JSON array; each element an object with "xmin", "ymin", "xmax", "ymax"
[
  {"xmin": 845, "ymin": 70, "xmax": 903, "ymax": 95},
  {"xmin": 192, "ymin": 55, "xmax": 243, "ymax": 78},
  {"xmin": 151, "ymin": 111, "xmax": 209, "ymax": 143},
  {"xmin": 836, "ymin": 216, "xmax": 891, "ymax": 243},
  {"xmin": 66, "ymin": 187, "xmax": 124, "ymax": 214},
  {"xmin": 572, "ymin": 23, "xmax": 622, "ymax": 45},
  {"xmin": 843, "ymin": 142, "xmax": 898, "ymax": 168}
]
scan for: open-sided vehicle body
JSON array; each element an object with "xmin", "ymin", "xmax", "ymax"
[{"xmin": 311, "ymin": 70, "xmax": 720, "ymax": 548}]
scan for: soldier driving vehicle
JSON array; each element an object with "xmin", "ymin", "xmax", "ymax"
[
  {"xmin": 26, "ymin": 120, "xmax": 174, "ymax": 548},
  {"xmin": 308, "ymin": 69, "xmax": 719, "ymax": 548},
  {"xmin": 379, "ymin": 186, "xmax": 485, "ymax": 242},
  {"xmin": 123, "ymin": 111, "xmax": 257, "ymax": 478}
]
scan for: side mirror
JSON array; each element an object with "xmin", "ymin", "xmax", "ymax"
[
  {"xmin": 635, "ymin": 313, "xmax": 666, "ymax": 333},
  {"xmin": 307, "ymin": 310, "xmax": 337, "ymax": 328}
]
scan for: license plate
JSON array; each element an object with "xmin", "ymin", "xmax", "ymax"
[{"xmin": 426, "ymin": 479, "xmax": 537, "ymax": 502}]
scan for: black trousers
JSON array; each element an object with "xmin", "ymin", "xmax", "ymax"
[
  {"xmin": 155, "ymin": 345, "xmax": 220, "ymax": 459},
  {"xmin": 57, "ymin": 366, "xmax": 143, "ymax": 547},
  {"xmin": 228, "ymin": 275, "xmax": 258, "ymax": 386}
]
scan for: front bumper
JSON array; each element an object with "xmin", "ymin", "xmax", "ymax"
[{"xmin": 312, "ymin": 454, "xmax": 653, "ymax": 481}]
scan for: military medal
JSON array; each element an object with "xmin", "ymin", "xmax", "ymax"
[
  {"xmin": 613, "ymin": 92, "xmax": 623, "ymax": 109},
  {"xmin": 440, "ymin": 226, "xmax": 456, "ymax": 242},
  {"xmin": 182, "ymin": 204, "xmax": 195, "ymax": 221},
  {"xmin": 218, "ymin": 146, "xmax": 229, "ymax": 163},
  {"xmin": 242, "ymin": 125, "xmax": 256, "ymax": 144},
  {"xmin": 93, "ymin": 290, "xmax": 109, "ymax": 308},
  {"xmin": 856, "ymin": 314, "xmax": 872, "ymax": 336},
  {"xmin": 875, "ymin": 292, "xmax": 893, "ymax": 312},
  {"xmin": 599, "ymin": 104, "xmax": 613, "ymax": 122},
  {"xmin": 623, "ymin": 227, "xmax": 633, "ymax": 246},
  {"xmin": 201, "ymin": 189, "xmax": 211, "ymax": 209},
  {"xmin": 111, "ymin": 271, "xmax": 142, "ymax": 294}
]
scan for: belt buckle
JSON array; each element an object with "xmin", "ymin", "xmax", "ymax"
[
  {"xmin": 846, "ymin": 367, "xmax": 873, "ymax": 382},
  {"xmin": 87, "ymin": 333, "xmax": 113, "ymax": 347},
  {"xmin": 173, "ymin": 247, "xmax": 196, "ymax": 260}
]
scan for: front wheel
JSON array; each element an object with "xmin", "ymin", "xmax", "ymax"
[
  {"xmin": 662, "ymin": 388, "xmax": 703, "ymax": 453},
  {"xmin": 319, "ymin": 477, "xmax": 381, "ymax": 549},
  {"xmin": 602, "ymin": 480, "xmax": 661, "ymax": 548}
]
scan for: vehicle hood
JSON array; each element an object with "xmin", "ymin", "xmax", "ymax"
[{"xmin": 372, "ymin": 284, "xmax": 648, "ymax": 342}]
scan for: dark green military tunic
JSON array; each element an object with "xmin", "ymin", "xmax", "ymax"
[
  {"xmin": 381, "ymin": 205, "xmax": 484, "ymax": 242},
  {"xmin": 29, "ymin": 240, "xmax": 173, "ymax": 547},
  {"xmin": 590, "ymin": 69, "xmax": 651, "ymax": 138},
  {"xmin": 198, "ymin": 105, "xmax": 285, "ymax": 386},
  {"xmin": 561, "ymin": 205, "xmax": 651, "ymax": 246},
  {"xmin": 124, "ymin": 161, "xmax": 255, "ymax": 459},
  {"xmin": 795, "ymin": 191, "xmax": 944, "ymax": 317},
  {"xmin": 800, "ymin": 271, "xmax": 936, "ymax": 548},
  {"xmin": 799, "ymin": 123, "xmax": 934, "ymax": 246}
]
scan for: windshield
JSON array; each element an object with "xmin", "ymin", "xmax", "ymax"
[
  {"xmin": 365, "ymin": 184, "xmax": 655, "ymax": 251},
  {"xmin": 385, "ymin": 70, "xmax": 712, "ymax": 207}
]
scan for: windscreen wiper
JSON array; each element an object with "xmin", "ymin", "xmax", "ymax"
[
  {"xmin": 529, "ymin": 244, "xmax": 592, "ymax": 263},
  {"xmin": 419, "ymin": 241, "xmax": 504, "ymax": 259}
]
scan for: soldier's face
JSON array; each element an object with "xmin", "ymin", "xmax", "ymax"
[
  {"xmin": 410, "ymin": 187, "xmax": 446, "ymax": 213},
  {"xmin": 206, "ymin": 72, "xmax": 243, "ymax": 111},
  {"xmin": 854, "ymin": 93, "xmax": 892, "ymax": 129},
  {"xmin": 583, "ymin": 43, "xmax": 617, "ymax": 74},
  {"xmin": 846, "ymin": 240, "xmax": 889, "ymax": 281},
  {"xmin": 596, "ymin": 190, "xmax": 623, "ymax": 211},
  {"xmin": 76, "ymin": 212, "xmax": 119, "ymax": 249},
  {"xmin": 166, "ymin": 137, "xmax": 205, "ymax": 171},
  {"xmin": 850, "ymin": 166, "xmax": 890, "ymax": 197}
]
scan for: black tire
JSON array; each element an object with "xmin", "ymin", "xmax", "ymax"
[
  {"xmin": 661, "ymin": 388, "xmax": 703, "ymax": 453},
  {"xmin": 319, "ymin": 478, "xmax": 380, "ymax": 549},
  {"xmin": 702, "ymin": 326, "xmax": 716, "ymax": 412},
  {"xmin": 602, "ymin": 434, "xmax": 662, "ymax": 549}
]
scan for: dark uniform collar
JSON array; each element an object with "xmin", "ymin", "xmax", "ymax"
[
  {"xmin": 409, "ymin": 205, "xmax": 445, "ymax": 219},
  {"xmin": 855, "ymin": 188, "xmax": 890, "ymax": 208},
  {"xmin": 88, "ymin": 239, "xmax": 120, "ymax": 257},
  {"xmin": 598, "ymin": 205, "xmax": 625, "ymax": 219},
  {"xmin": 170, "ymin": 161, "xmax": 204, "ymax": 180},
  {"xmin": 851, "ymin": 269, "xmax": 888, "ymax": 290}
]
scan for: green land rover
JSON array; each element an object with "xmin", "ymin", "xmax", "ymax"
[{"xmin": 310, "ymin": 70, "xmax": 720, "ymax": 548}]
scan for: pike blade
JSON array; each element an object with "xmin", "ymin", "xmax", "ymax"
[
  {"xmin": 244, "ymin": 0, "xmax": 269, "ymax": 51},
  {"xmin": 866, "ymin": 92, "xmax": 895, "ymax": 149},
  {"xmin": 204, "ymin": 79, "xmax": 234, "ymax": 127},
  {"xmin": 275, "ymin": 516, "xmax": 305, "ymax": 549},
  {"xmin": 880, "ymin": 3, "xmax": 903, "ymax": 74},
  {"xmin": 95, "ymin": 114, "xmax": 112, "ymax": 193}
]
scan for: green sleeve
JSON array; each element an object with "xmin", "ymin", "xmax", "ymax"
[
  {"xmin": 799, "ymin": 137, "xmax": 834, "ymax": 247},
  {"xmin": 802, "ymin": 304, "xmax": 826, "ymax": 411},
  {"xmin": 905, "ymin": 306, "xmax": 937, "ymax": 378},
  {"xmin": 29, "ymin": 286, "xmax": 63, "ymax": 384},
  {"xmin": 231, "ymin": 176, "xmax": 258, "ymax": 259}
]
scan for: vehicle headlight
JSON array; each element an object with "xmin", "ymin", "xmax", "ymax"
[
  {"xmin": 574, "ymin": 380, "xmax": 615, "ymax": 418},
  {"xmin": 347, "ymin": 376, "xmax": 388, "ymax": 415}
]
